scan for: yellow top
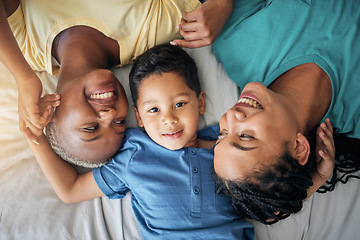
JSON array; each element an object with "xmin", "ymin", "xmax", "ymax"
[{"xmin": 8, "ymin": 0, "xmax": 200, "ymax": 74}]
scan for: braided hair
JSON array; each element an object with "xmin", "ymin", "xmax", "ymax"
[
  {"xmin": 214, "ymin": 131, "xmax": 360, "ymax": 225},
  {"xmin": 214, "ymin": 148, "xmax": 314, "ymax": 225}
]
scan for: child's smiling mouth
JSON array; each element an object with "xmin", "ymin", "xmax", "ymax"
[{"xmin": 162, "ymin": 130, "xmax": 183, "ymax": 139}]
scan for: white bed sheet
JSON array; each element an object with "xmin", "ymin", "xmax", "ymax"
[{"xmin": 0, "ymin": 45, "xmax": 359, "ymax": 240}]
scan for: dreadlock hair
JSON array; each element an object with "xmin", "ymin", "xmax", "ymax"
[
  {"xmin": 45, "ymin": 121, "xmax": 111, "ymax": 168},
  {"xmin": 129, "ymin": 43, "xmax": 200, "ymax": 109},
  {"xmin": 214, "ymin": 145, "xmax": 315, "ymax": 225}
]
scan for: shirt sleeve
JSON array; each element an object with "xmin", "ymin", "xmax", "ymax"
[{"xmin": 92, "ymin": 165, "xmax": 128, "ymax": 199}]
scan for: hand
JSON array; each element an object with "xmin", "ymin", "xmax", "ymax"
[
  {"xmin": 19, "ymin": 93, "xmax": 60, "ymax": 143},
  {"xmin": 17, "ymin": 73, "xmax": 44, "ymax": 128},
  {"xmin": 315, "ymin": 118, "xmax": 335, "ymax": 180},
  {"xmin": 170, "ymin": 0, "xmax": 234, "ymax": 48}
]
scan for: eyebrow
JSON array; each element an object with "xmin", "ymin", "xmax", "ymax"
[
  {"xmin": 141, "ymin": 92, "xmax": 191, "ymax": 106},
  {"xmin": 80, "ymin": 131, "xmax": 125, "ymax": 143},
  {"xmin": 80, "ymin": 134, "xmax": 102, "ymax": 143},
  {"xmin": 231, "ymin": 142, "xmax": 257, "ymax": 151}
]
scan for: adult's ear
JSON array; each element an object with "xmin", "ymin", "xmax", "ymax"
[
  {"xmin": 198, "ymin": 91, "xmax": 206, "ymax": 114},
  {"xmin": 295, "ymin": 133, "xmax": 310, "ymax": 165},
  {"xmin": 133, "ymin": 106, "xmax": 144, "ymax": 127}
]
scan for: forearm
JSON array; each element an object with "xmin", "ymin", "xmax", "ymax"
[
  {"xmin": 305, "ymin": 171, "xmax": 329, "ymax": 201},
  {"xmin": 28, "ymin": 135, "xmax": 102, "ymax": 203},
  {"xmin": 0, "ymin": 0, "xmax": 38, "ymax": 82}
]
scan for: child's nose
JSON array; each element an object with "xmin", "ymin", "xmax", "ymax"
[{"xmin": 162, "ymin": 112, "xmax": 178, "ymax": 125}]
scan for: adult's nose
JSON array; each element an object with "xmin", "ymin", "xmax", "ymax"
[
  {"xmin": 227, "ymin": 108, "xmax": 247, "ymax": 121},
  {"xmin": 99, "ymin": 107, "xmax": 116, "ymax": 121}
]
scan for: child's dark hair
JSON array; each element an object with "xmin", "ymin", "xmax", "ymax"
[
  {"xmin": 129, "ymin": 43, "xmax": 200, "ymax": 108},
  {"xmin": 214, "ymin": 130, "xmax": 360, "ymax": 225}
]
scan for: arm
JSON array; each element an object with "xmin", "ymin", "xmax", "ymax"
[
  {"xmin": 306, "ymin": 118, "xmax": 335, "ymax": 199},
  {"xmin": 0, "ymin": 0, "xmax": 48, "ymax": 142},
  {"xmin": 28, "ymin": 135, "xmax": 104, "ymax": 203},
  {"xmin": 26, "ymin": 94, "xmax": 103, "ymax": 203},
  {"xmin": 22, "ymin": 93, "xmax": 61, "ymax": 141},
  {"xmin": 170, "ymin": 0, "xmax": 234, "ymax": 48},
  {"xmin": 25, "ymin": 95, "xmax": 103, "ymax": 203}
]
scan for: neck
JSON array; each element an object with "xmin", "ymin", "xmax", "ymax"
[
  {"xmin": 269, "ymin": 63, "xmax": 332, "ymax": 135},
  {"xmin": 197, "ymin": 139, "xmax": 216, "ymax": 149},
  {"xmin": 183, "ymin": 136, "xmax": 215, "ymax": 149},
  {"xmin": 52, "ymin": 26, "xmax": 120, "ymax": 90}
]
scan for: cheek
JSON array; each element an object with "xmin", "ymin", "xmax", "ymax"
[
  {"xmin": 142, "ymin": 119, "xmax": 160, "ymax": 138},
  {"xmin": 219, "ymin": 114, "xmax": 227, "ymax": 128}
]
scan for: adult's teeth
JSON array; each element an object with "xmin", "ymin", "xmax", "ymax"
[
  {"xmin": 237, "ymin": 97, "xmax": 262, "ymax": 109},
  {"xmin": 90, "ymin": 91, "xmax": 114, "ymax": 99}
]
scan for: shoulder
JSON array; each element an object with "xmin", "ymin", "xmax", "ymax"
[
  {"xmin": 197, "ymin": 125, "xmax": 220, "ymax": 141},
  {"xmin": 121, "ymin": 128, "xmax": 159, "ymax": 152}
]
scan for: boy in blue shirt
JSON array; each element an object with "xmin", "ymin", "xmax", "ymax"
[{"xmin": 27, "ymin": 44, "xmax": 254, "ymax": 239}]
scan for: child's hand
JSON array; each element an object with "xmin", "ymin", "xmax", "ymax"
[
  {"xmin": 170, "ymin": 0, "xmax": 234, "ymax": 48},
  {"xmin": 20, "ymin": 93, "xmax": 60, "ymax": 144},
  {"xmin": 315, "ymin": 118, "xmax": 335, "ymax": 180}
]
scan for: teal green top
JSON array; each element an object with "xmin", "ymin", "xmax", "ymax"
[{"xmin": 213, "ymin": 0, "xmax": 360, "ymax": 138}]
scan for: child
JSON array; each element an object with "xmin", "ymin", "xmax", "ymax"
[{"xmin": 28, "ymin": 44, "xmax": 254, "ymax": 239}]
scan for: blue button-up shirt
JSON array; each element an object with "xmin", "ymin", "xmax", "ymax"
[{"xmin": 93, "ymin": 126, "xmax": 254, "ymax": 239}]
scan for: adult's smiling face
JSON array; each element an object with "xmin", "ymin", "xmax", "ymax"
[{"xmin": 52, "ymin": 69, "xmax": 128, "ymax": 166}]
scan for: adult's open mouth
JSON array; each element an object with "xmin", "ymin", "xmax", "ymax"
[
  {"xmin": 235, "ymin": 93, "xmax": 263, "ymax": 109},
  {"xmin": 88, "ymin": 85, "xmax": 119, "ymax": 105}
]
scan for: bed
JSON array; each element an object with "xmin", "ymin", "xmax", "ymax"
[{"xmin": 1, "ymin": 45, "xmax": 359, "ymax": 240}]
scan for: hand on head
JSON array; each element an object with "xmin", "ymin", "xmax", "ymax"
[
  {"xmin": 170, "ymin": 0, "xmax": 234, "ymax": 48},
  {"xmin": 20, "ymin": 93, "xmax": 60, "ymax": 144},
  {"xmin": 315, "ymin": 118, "xmax": 335, "ymax": 179}
]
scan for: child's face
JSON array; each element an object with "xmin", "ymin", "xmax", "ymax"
[{"xmin": 134, "ymin": 72, "xmax": 205, "ymax": 150}]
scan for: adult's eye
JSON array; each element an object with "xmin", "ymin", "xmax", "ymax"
[
  {"xmin": 217, "ymin": 131, "xmax": 228, "ymax": 140},
  {"xmin": 239, "ymin": 134, "xmax": 254, "ymax": 140},
  {"xmin": 114, "ymin": 119, "xmax": 125, "ymax": 126},
  {"xmin": 82, "ymin": 125, "xmax": 99, "ymax": 133}
]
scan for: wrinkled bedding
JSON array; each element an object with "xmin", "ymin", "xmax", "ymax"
[{"xmin": 0, "ymin": 46, "xmax": 359, "ymax": 240}]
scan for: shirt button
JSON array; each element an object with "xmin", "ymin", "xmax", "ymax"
[
  {"xmin": 193, "ymin": 187, "xmax": 200, "ymax": 194},
  {"xmin": 190, "ymin": 149, "xmax": 196, "ymax": 155},
  {"xmin": 192, "ymin": 167, "xmax": 199, "ymax": 173}
]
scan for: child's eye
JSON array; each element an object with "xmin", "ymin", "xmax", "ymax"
[
  {"xmin": 82, "ymin": 125, "xmax": 99, "ymax": 133},
  {"xmin": 175, "ymin": 102, "xmax": 186, "ymax": 108},
  {"xmin": 114, "ymin": 119, "xmax": 125, "ymax": 126},
  {"xmin": 149, "ymin": 107, "xmax": 159, "ymax": 113}
]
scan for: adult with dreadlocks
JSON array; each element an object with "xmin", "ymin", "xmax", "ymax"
[{"xmin": 211, "ymin": 0, "xmax": 360, "ymax": 224}]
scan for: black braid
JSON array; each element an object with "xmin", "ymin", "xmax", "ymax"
[
  {"xmin": 214, "ymin": 130, "xmax": 360, "ymax": 224},
  {"xmin": 213, "ymin": 148, "xmax": 314, "ymax": 225}
]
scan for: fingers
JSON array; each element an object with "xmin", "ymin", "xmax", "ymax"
[
  {"xmin": 171, "ymin": 39, "xmax": 209, "ymax": 49},
  {"xmin": 19, "ymin": 120, "xmax": 40, "ymax": 145},
  {"xmin": 39, "ymin": 93, "xmax": 61, "ymax": 109},
  {"xmin": 182, "ymin": 10, "xmax": 198, "ymax": 23},
  {"xmin": 171, "ymin": 24, "xmax": 212, "ymax": 48},
  {"xmin": 171, "ymin": 13, "xmax": 213, "ymax": 49},
  {"xmin": 317, "ymin": 118, "xmax": 335, "ymax": 159},
  {"xmin": 18, "ymin": 93, "xmax": 60, "ymax": 143},
  {"xmin": 35, "ymin": 93, "xmax": 60, "ymax": 127}
]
